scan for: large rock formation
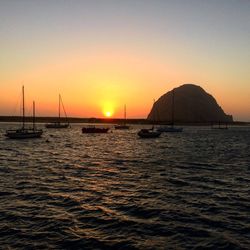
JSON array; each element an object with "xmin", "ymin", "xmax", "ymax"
[{"xmin": 147, "ymin": 84, "xmax": 233, "ymax": 123}]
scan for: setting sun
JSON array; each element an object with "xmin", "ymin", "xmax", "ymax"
[
  {"xmin": 105, "ymin": 111, "xmax": 112, "ymax": 117},
  {"xmin": 102, "ymin": 101, "xmax": 115, "ymax": 118}
]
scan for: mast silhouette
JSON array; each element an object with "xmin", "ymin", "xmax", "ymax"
[
  {"xmin": 33, "ymin": 101, "xmax": 35, "ymax": 130},
  {"xmin": 5, "ymin": 86, "xmax": 43, "ymax": 139},
  {"xmin": 156, "ymin": 88, "xmax": 183, "ymax": 133},
  {"xmin": 114, "ymin": 104, "xmax": 130, "ymax": 129},
  {"xmin": 171, "ymin": 90, "xmax": 175, "ymax": 127},
  {"xmin": 59, "ymin": 94, "xmax": 61, "ymax": 122},
  {"xmin": 22, "ymin": 85, "xmax": 25, "ymax": 129},
  {"xmin": 45, "ymin": 94, "xmax": 69, "ymax": 129}
]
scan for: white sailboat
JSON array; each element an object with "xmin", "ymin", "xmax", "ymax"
[
  {"xmin": 45, "ymin": 94, "xmax": 70, "ymax": 128},
  {"xmin": 5, "ymin": 86, "xmax": 43, "ymax": 139}
]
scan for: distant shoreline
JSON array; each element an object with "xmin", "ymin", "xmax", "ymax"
[{"xmin": 0, "ymin": 116, "xmax": 249, "ymax": 126}]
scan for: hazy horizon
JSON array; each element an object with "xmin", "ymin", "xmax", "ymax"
[{"xmin": 1, "ymin": 0, "xmax": 249, "ymax": 121}]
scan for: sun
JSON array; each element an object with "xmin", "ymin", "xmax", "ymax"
[
  {"xmin": 102, "ymin": 101, "xmax": 115, "ymax": 118},
  {"xmin": 105, "ymin": 111, "xmax": 112, "ymax": 117}
]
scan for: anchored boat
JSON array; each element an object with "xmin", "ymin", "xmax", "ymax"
[{"xmin": 5, "ymin": 86, "xmax": 43, "ymax": 139}]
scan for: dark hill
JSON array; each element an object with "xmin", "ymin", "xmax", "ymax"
[{"xmin": 147, "ymin": 84, "xmax": 233, "ymax": 123}]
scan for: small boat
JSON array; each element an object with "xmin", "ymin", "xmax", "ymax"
[
  {"xmin": 157, "ymin": 126, "xmax": 183, "ymax": 133},
  {"xmin": 115, "ymin": 105, "xmax": 130, "ymax": 130},
  {"xmin": 115, "ymin": 125, "xmax": 129, "ymax": 129},
  {"xmin": 138, "ymin": 100, "xmax": 161, "ymax": 138},
  {"xmin": 5, "ymin": 128, "xmax": 43, "ymax": 139},
  {"xmin": 45, "ymin": 94, "xmax": 70, "ymax": 128},
  {"xmin": 138, "ymin": 128, "xmax": 161, "ymax": 138},
  {"xmin": 5, "ymin": 86, "xmax": 43, "ymax": 139},
  {"xmin": 157, "ymin": 89, "xmax": 183, "ymax": 133},
  {"xmin": 82, "ymin": 126, "xmax": 109, "ymax": 133}
]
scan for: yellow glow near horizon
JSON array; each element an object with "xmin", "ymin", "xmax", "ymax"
[
  {"xmin": 105, "ymin": 111, "xmax": 112, "ymax": 117},
  {"xmin": 1, "ymin": 2, "xmax": 250, "ymax": 121},
  {"xmin": 102, "ymin": 101, "xmax": 115, "ymax": 118},
  {"xmin": 1, "ymin": 47, "xmax": 249, "ymax": 121}
]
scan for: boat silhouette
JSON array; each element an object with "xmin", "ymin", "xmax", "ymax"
[
  {"xmin": 45, "ymin": 94, "xmax": 70, "ymax": 128},
  {"xmin": 5, "ymin": 86, "xmax": 43, "ymax": 139},
  {"xmin": 157, "ymin": 89, "xmax": 183, "ymax": 132},
  {"xmin": 138, "ymin": 100, "xmax": 161, "ymax": 138},
  {"xmin": 82, "ymin": 126, "xmax": 109, "ymax": 133},
  {"xmin": 137, "ymin": 127, "xmax": 161, "ymax": 138},
  {"xmin": 115, "ymin": 105, "xmax": 130, "ymax": 130}
]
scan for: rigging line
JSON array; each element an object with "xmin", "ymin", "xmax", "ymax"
[{"xmin": 60, "ymin": 95, "xmax": 68, "ymax": 120}]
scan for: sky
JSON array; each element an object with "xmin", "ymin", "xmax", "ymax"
[{"xmin": 0, "ymin": 0, "xmax": 249, "ymax": 121}]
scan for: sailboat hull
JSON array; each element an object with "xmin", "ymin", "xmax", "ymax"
[
  {"xmin": 114, "ymin": 125, "xmax": 130, "ymax": 129},
  {"xmin": 157, "ymin": 126, "xmax": 183, "ymax": 132},
  {"xmin": 45, "ymin": 123, "xmax": 69, "ymax": 128},
  {"xmin": 138, "ymin": 129, "xmax": 161, "ymax": 138},
  {"xmin": 82, "ymin": 127, "xmax": 109, "ymax": 133},
  {"xmin": 5, "ymin": 129, "xmax": 43, "ymax": 139}
]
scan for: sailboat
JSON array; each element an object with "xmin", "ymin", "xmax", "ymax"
[
  {"xmin": 157, "ymin": 89, "xmax": 183, "ymax": 132},
  {"xmin": 5, "ymin": 86, "xmax": 43, "ymax": 139},
  {"xmin": 115, "ymin": 105, "xmax": 130, "ymax": 129},
  {"xmin": 82, "ymin": 126, "xmax": 109, "ymax": 133},
  {"xmin": 137, "ymin": 127, "xmax": 161, "ymax": 138},
  {"xmin": 45, "ymin": 94, "xmax": 70, "ymax": 128},
  {"xmin": 138, "ymin": 100, "xmax": 161, "ymax": 138}
]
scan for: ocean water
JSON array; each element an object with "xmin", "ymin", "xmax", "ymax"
[{"xmin": 0, "ymin": 123, "xmax": 249, "ymax": 249}]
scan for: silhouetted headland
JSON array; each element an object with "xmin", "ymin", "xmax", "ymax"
[{"xmin": 148, "ymin": 84, "xmax": 233, "ymax": 123}]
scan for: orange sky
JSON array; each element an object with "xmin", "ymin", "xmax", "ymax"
[{"xmin": 0, "ymin": 1, "xmax": 249, "ymax": 121}]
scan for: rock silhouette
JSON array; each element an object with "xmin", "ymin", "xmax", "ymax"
[{"xmin": 147, "ymin": 84, "xmax": 233, "ymax": 123}]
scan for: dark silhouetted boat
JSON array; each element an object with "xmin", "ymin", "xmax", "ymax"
[
  {"xmin": 157, "ymin": 89, "xmax": 183, "ymax": 132},
  {"xmin": 82, "ymin": 126, "xmax": 109, "ymax": 133},
  {"xmin": 115, "ymin": 105, "xmax": 130, "ymax": 130},
  {"xmin": 5, "ymin": 86, "xmax": 43, "ymax": 139},
  {"xmin": 138, "ymin": 100, "xmax": 161, "ymax": 138},
  {"xmin": 138, "ymin": 127, "xmax": 161, "ymax": 138},
  {"xmin": 45, "ymin": 94, "xmax": 70, "ymax": 128},
  {"xmin": 157, "ymin": 126, "xmax": 183, "ymax": 132}
]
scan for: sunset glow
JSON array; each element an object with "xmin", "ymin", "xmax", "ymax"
[
  {"xmin": 105, "ymin": 111, "xmax": 112, "ymax": 118},
  {"xmin": 1, "ymin": 2, "xmax": 249, "ymax": 249},
  {"xmin": 102, "ymin": 101, "xmax": 115, "ymax": 118},
  {"xmin": 0, "ymin": 1, "xmax": 249, "ymax": 121}
]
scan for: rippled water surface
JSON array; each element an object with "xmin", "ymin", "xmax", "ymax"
[{"xmin": 0, "ymin": 123, "xmax": 249, "ymax": 249}]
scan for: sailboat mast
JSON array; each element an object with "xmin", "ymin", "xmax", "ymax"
[
  {"xmin": 60, "ymin": 95, "xmax": 69, "ymax": 124},
  {"xmin": 152, "ymin": 99, "xmax": 156, "ymax": 129},
  {"xmin": 171, "ymin": 90, "xmax": 175, "ymax": 127},
  {"xmin": 22, "ymin": 85, "xmax": 25, "ymax": 129},
  {"xmin": 33, "ymin": 101, "xmax": 35, "ymax": 130},
  {"xmin": 59, "ymin": 94, "xmax": 61, "ymax": 121}
]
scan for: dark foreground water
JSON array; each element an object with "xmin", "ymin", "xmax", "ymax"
[{"xmin": 0, "ymin": 123, "xmax": 249, "ymax": 249}]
